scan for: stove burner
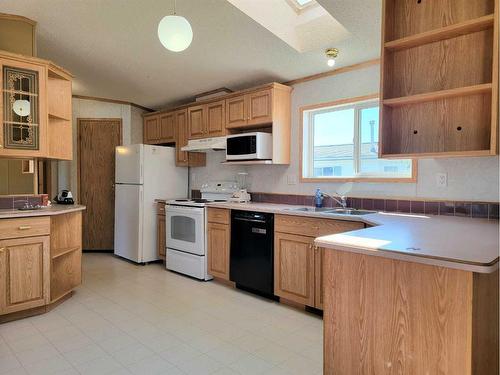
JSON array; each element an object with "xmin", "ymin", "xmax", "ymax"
[{"xmin": 192, "ymin": 199, "xmax": 208, "ymax": 203}]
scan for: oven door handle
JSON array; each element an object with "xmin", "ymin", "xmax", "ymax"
[{"xmin": 233, "ymin": 217, "xmax": 266, "ymax": 224}]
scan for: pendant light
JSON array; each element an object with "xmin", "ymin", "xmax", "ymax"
[{"xmin": 158, "ymin": 0, "xmax": 193, "ymax": 52}]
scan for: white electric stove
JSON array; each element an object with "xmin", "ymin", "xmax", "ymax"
[{"xmin": 165, "ymin": 181, "xmax": 238, "ymax": 280}]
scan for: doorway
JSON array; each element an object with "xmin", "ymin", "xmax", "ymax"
[{"xmin": 77, "ymin": 118, "xmax": 122, "ymax": 251}]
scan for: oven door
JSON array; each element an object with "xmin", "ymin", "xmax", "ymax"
[{"xmin": 166, "ymin": 205, "xmax": 205, "ymax": 255}]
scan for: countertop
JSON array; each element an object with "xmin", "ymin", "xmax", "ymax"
[
  {"xmin": 206, "ymin": 201, "xmax": 499, "ymax": 273},
  {"xmin": 0, "ymin": 204, "xmax": 86, "ymax": 219}
]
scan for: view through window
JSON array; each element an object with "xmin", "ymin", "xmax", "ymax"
[{"xmin": 302, "ymin": 98, "xmax": 413, "ymax": 180}]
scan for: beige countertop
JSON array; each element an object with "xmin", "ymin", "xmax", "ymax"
[
  {"xmin": 206, "ymin": 201, "xmax": 499, "ymax": 273},
  {"xmin": 0, "ymin": 204, "xmax": 86, "ymax": 219}
]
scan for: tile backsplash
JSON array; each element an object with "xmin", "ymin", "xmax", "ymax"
[
  {"xmin": 192, "ymin": 190, "xmax": 499, "ymax": 220},
  {"xmin": 0, "ymin": 194, "xmax": 48, "ymax": 209}
]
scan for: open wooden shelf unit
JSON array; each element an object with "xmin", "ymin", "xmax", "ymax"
[{"xmin": 380, "ymin": 0, "xmax": 498, "ymax": 158}]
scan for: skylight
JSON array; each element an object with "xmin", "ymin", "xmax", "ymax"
[{"xmin": 287, "ymin": 0, "xmax": 316, "ymax": 11}]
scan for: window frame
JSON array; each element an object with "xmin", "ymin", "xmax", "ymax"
[{"xmin": 299, "ymin": 94, "xmax": 417, "ymax": 183}]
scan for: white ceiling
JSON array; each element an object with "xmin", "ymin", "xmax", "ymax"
[{"xmin": 0, "ymin": 0, "xmax": 381, "ymax": 110}]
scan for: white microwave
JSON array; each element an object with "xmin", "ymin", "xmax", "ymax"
[{"xmin": 226, "ymin": 132, "xmax": 272, "ymax": 161}]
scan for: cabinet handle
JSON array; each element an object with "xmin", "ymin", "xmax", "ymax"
[
  {"xmin": 18, "ymin": 225, "xmax": 31, "ymax": 230},
  {"xmin": 0, "ymin": 248, "xmax": 5, "ymax": 253}
]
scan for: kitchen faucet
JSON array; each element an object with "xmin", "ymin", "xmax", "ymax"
[{"xmin": 317, "ymin": 190, "xmax": 348, "ymax": 209}]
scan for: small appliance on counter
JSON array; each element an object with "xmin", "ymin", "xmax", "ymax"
[
  {"xmin": 228, "ymin": 189, "xmax": 251, "ymax": 203},
  {"xmin": 53, "ymin": 190, "xmax": 74, "ymax": 204}
]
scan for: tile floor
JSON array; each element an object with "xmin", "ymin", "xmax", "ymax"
[{"xmin": 0, "ymin": 254, "xmax": 323, "ymax": 375}]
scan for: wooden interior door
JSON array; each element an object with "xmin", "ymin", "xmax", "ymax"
[
  {"xmin": 206, "ymin": 100, "xmax": 226, "ymax": 137},
  {"xmin": 78, "ymin": 118, "xmax": 122, "ymax": 251},
  {"xmin": 247, "ymin": 89, "xmax": 272, "ymax": 125}
]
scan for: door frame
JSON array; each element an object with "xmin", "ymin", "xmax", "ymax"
[{"xmin": 76, "ymin": 118, "xmax": 123, "ymax": 204}]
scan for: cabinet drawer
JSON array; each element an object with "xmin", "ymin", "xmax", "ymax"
[
  {"xmin": 0, "ymin": 217, "xmax": 50, "ymax": 240},
  {"xmin": 207, "ymin": 208, "xmax": 230, "ymax": 224},
  {"xmin": 275, "ymin": 214, "xmax": 363, "ymax": 237}
]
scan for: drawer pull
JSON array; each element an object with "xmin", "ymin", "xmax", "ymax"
[
  {"xmin": 18, "ymin": 225, "xmax": 32, "ymax": 230},
  {"xmin": 0, "ymin": 247, "xmax": 5, "ymax": 253}
]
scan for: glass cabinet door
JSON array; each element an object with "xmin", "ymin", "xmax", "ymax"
[{"xmin": 2, "ymin": 65, "xmax": 39, "ymax": 150}]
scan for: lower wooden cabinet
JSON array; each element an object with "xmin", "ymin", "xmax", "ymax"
[
  {"xmin": 314, "ymin": 246, "xmax": 324, "ymax": 309},
  {"xmin": 0, "ymin": 235, "xmax": 50, "ymax": 315},
  {"xmin": 274, "ymin": 232, "xmax": 315, "ymax": 306},
  {"xmin": 157, "ymin": 202, "xmax": 166, "ymax": 261},
  {"xmin": 207, "ymin": 221, "xmax": 230, "ymax": 280}
]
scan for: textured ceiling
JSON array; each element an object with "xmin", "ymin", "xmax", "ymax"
[{"xmin": 0, "ymin": 0, "xmax": 381, "ymax": 109}]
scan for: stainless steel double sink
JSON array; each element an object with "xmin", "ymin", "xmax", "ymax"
[{"xmin": 285, "ymin": 207, "xmax": 375, "ymax": 216}]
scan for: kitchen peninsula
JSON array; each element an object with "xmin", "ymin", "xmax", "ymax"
[
  {"xmin": 205, "ymin": 201, "xmax": 499, "ymax": 375},
  {"xmin": 0, "ymin": 205, "xmax": 85, "ymax": 323}
]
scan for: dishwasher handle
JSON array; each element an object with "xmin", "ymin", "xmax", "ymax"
[{"xmin": 233, "ymin": 216, "xmax": 267, "ymax": 224}]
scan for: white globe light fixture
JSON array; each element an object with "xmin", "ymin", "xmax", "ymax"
[{"xmin": 158, "ymin": 1, "xmax": 193, "ymax": 52}]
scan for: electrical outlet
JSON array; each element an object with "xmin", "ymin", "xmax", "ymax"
[
  {"xmin": 287, "ymin": 174, "xmax": 298, "ymax": 185},
  {"xmin": 436, "ymin": 173, "xmax": 447, "ymax": 188}
]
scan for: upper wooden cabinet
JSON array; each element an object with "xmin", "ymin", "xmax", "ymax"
[
  {"xmin": 0, "ymin": 51, "xmax": 73, "ymax": 160},
  {"xmin": 159, "ymin": 112, "xmax": 175, "ymax": 143},
  {"xmin": 143, "ymin": 114, "xmax": 160, "ymax": 144},
  {"xmin": 174, "ymin": 109, "xmax": 205, "ymax": 167},
  {"xmin": 188, "ymin": 100, "xmax": 226, "ymax": 139},
  {"xmin": 225, "ymin": 87, "xmax": 282, "ymax": 129},
  {"xmin": 379, "ymin": 0, "xmax": 498, "ymax": 158}
]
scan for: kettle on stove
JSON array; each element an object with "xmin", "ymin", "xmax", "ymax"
[{"xmin": 54, "ymin": 190, "xmax": 74, "ymax": 205}]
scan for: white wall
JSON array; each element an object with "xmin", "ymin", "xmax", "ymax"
[
  {"xmin": 190, "ymin": 64, "xmax": 500, "ymax": 202},
  {"xmin": 58, "ymin": 98, "xmax": 146, "ymax": 199}
]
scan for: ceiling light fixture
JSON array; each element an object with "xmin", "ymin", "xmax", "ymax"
[
  {"xmin": 325, "ymin": 48, "xmax": 339, "ymax": 67},
  {"xmin": 158, "ymin": 0, "xmax": 193, "ymax": 52}
]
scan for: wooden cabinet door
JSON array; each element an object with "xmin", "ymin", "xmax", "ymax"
[
  {"xmin": 157, "ymin": 214, "xmax": 166, "ymax": 259},
  {"xmin": 0, "ymin": 236, "xmax": 50, "ymax": 315},
  {"xmin": 314, "ymin": 246, "xmax": 324, "ymax": 310},
  {"xmin": 225, "ymin": 95, "xmax": 247, "ymax": 128},
  {"xmin": 175, "ymin": 109, "xmax": 189, "ymax": 166},
  {"xmin": 247, "ymin": 89, "xmax": 272, "ymax": 126},
  {"xmin": 274, "ymin": 232, "xmax": 315, "ymax": 306},
  {"xmin": 188, "ymin": 105, "xmax": 206, "ymax": 139},
  {"xmin": 159, "ymin": 112, "xmax": 175, "ymax": 143},
  {"xmin": 207, "ymin": 222, "xmax": 230, "ymax": 280},
  {"xmin": 144, "ymin": 115, "xmax": 160, "ymax": 144},
  {"xmin": 206, "ymin": 100, "xmax": 226, "ymax": 137}
]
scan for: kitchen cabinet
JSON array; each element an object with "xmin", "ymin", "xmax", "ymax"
[
  {"xmin": 225, "ymin": 95, "xmax": 247, "ymax": 128},
  {"xmin": 188, "ymin": 100, "xmax": 226, "ymax": 139},
  {"xmin": 0, "ymin": 210, "xmax": 83, "ymax": 322},
  {"xmin": 206, "ymin": 100, "xmax": 226, "ymax": 137},
  {"xmin": 143, "ymin": 114, "xmax": 160, "ymax": 144},
  {"xmin": 157, "ymin": 201, "xmax": 166, "ymax": 261},
  {"xmin": 175, "ymin": 109, "xmax": 205, "ymax": 167},
  {"xmin": 225, "ymin": 88, "xmax": 273, "ymax": 129},
  {"xmin": 274, "ymin": 214, "xmax": 364, "ymax": 309},
  {"xmin": 274, "ymin": 232, "xmax": 315, "ymax": 306},
  {"xmin": 188, "ymin": 105, "xmax": 206, "ymax": 139},
  {"xmin": 379, "ymin": 0, "xmax": 498, "ymax": 158},
  {"xmin": 0, "ymin": 51, "xmax": 73, "ymax": 160},
  {"xmin": 207, "ymin": 222, "xmax": 230, "ymax": 280},
  {"xmin": 159, "ymin": 112, "xmax": 175, "ymax": 143},
  {"xmin": 0, "ymin": 235, "xmax": 50, "ymax": 315},
  {"xmin": 207, "ymin": 208, "xmax": 230, "ymax": 280}
]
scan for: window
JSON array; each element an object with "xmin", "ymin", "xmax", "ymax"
[
  {"xmin": 286, "ymin": 0, "xmax": 316, "ymax": 12},
  {"xmin": 301, "ymin": 96, "xmax": 414, "ymax": 181}
]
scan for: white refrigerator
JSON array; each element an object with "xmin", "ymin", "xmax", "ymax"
[{"xmin": 114, "ymin": 144, "xmax": 187, "ymax": 263}]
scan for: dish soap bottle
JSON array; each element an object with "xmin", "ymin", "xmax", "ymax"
[{"xmin": 315, "ymin": 188, "xmax": 323, "ymax": 208}]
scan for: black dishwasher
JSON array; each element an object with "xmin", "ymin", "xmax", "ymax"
[{"xmin": 230, "ymin": 210, "xmax": 275, "ymax": 298}]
